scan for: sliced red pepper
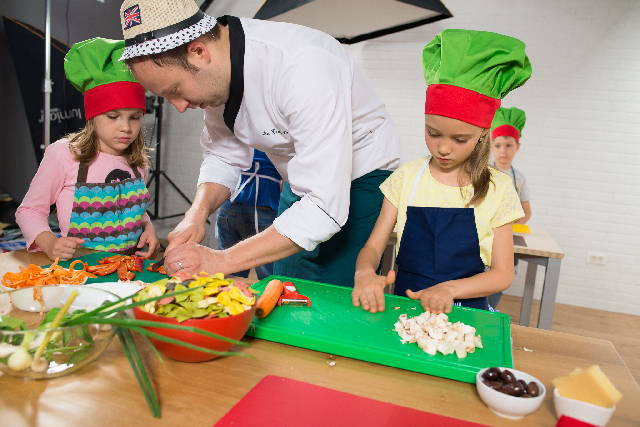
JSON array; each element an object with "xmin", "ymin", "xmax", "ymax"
[
  {"xmin": 117, "ymin": 262, "xmax": 129, "ymax": 281},
  {"xmin": 146, "ymin": 265, "xmax": 167, "ymax": 275},
  {"xmin": 134, "ymin": 256, "xmax": 145, "ymax": 273},
  {"xmin": 93, "ymin": 260, "xmax": 122, "ymax": 276},
  {"xmin": 124, "ymin": 257, "xmax": 138, "ymax": 272},
  {"xmin": 98, "ymin": 254, "xmax": 123, "ymax": 265},
  {"xmin": 125, "ymin": 271, "xmax": 136, "ymax": 281}
]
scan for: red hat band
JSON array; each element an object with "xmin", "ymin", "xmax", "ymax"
[
  {"xmin": 425, "ymin": 84, "xmax": 501, "ymax": 129},
  {"xmin": 84, "ymin": 81, "xmax": 146, "ymax": 121},
  {"xmin": 491, "ymin": 124, "xmax": 520, "ymax": 141}
]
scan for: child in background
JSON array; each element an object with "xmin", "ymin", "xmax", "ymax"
[
  {"xmin": 491, "ymin": 107, "xmax": 531, "ymax": 223},
  {"xmin": 352, "ymin": 29, "xmax": 531, "ymax": 314},
  {"xmin": 488, "ymin": 106, "xmax": 531, "ymax": 308},
  {"xmin": 16, "ymin": 38, "xmax": 160, "ymax": 261}
]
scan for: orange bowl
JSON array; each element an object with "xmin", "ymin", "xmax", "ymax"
[{"xmin": 132, "ymin": 305, "xmax": 256, "ymax": 362}]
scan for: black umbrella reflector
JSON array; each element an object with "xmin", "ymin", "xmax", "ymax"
[{"xmin": 3, "ymin": 16, "xmax": 85, "ymax": 163}]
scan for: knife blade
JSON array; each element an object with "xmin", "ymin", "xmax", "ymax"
[{"xmin": 150, "ymin": 256, "xmax": 165, "ymax": 272}]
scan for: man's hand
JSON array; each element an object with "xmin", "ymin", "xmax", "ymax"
[
  {"xmin": 352, "ymin": 269, "xmax": 395, "ymax": 313},
  {"xmin": 166, "ymin": 217, "xmax": 207, "ymax": 252},
  {"xmin": 166, "ymin": 182, "xmax": 231, "ymax": 252},
  {"xmin": 164, "ymin": 242, "xmax": 222, "ymax": 279}
]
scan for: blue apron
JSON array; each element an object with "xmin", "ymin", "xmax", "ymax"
[{"xmin": 394, "ymin": 157, "xmax": 489, "ymax": 310}]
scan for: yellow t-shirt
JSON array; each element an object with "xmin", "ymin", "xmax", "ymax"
[{"xmin": 380, "ymin": 157, "xmax": 524, "ymax": 267}]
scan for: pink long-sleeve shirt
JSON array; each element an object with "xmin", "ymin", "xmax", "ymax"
[{"xmin": 16, "ymin": 139, "xmax": 151, "ymax": 252}]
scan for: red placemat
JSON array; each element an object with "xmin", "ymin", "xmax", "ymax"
[{"xmin": 215, "ymin": 375, "xmax": 489, "ymax": 427}]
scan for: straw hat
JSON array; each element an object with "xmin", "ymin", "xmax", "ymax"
[{"xmin": 120, "ymin": 0, "xmax": 217, "ymax": 60}]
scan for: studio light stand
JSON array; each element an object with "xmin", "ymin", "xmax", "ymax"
[{"xmin": 145, "ymin": 96, "xmax": 200, "ymax": 221}]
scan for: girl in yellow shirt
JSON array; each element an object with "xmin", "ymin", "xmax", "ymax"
[{"xmin": 353, "ymin": 29, "xmax": 530, "ymax": 314}]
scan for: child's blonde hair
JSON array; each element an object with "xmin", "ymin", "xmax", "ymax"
[
  {"xmin": 460, "ymin": 130, "xmax": 494, "ymax": 207},
  {"xmin": 67, "ymin": 117, "xmax": 152, "ymax": 169}
]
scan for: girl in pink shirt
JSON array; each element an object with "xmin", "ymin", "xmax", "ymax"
[{"xmin": 16, "ymin": 38, "xmax": 159, "ymax": 261}]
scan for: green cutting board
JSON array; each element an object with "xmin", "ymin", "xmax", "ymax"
[
  {"xmin": 246, "ymin": 276, "xmax": 513, "ymax": 384},
  {"xmin": 51, "ymin": 252, "xmax": 168, "ymax": 284}
]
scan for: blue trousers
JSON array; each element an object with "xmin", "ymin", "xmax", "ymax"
[{"xmin": 216, "ymin": 200, "xmax": 278, "ymax": 280}]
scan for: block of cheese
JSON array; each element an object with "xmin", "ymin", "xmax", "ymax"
[
  {"xmin": 512, "ymin": 224, "xmax": 530, "ymax": 233},
  {"xmin": 552, "ymin": 365, "xmax": 622, "ymax": 408}
]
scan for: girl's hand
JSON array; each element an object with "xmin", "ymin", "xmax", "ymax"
[
  {"xmin": 406, "ymin": 284, "xmax": 455, "ymax": 314},
  {"xmin": 45, "ymin": 237, "xmax": 85, "ymax": 261},
  {"xmin": 352, "ymin": 270, "xmax": 395, "ymax": 313},
  {"xmin": 135, "ymin": 223, "xmax": 161, "ymax": 259}
]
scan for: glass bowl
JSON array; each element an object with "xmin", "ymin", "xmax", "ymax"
[{"xmin": 0, "ymin": 285, "xmax": 121, "ymax": 379}]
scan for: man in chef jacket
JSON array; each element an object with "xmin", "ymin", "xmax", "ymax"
[{"xmin": 119, "ymin": 0, "xmax": 401, "ymax": 287}]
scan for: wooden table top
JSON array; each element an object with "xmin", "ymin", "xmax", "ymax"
[
  {"xmin": 1, "ymin": 251, "xmax": 636, "ymax": 426},
  {"xmin": 513, "ymin": 225, "xmax": 564, "ymax": 259}
]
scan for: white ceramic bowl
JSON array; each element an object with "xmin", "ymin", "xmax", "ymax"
[
  {"xmin": 0, "ymin": 278, "xmax": 88, "ymax": 312},
  {"xmin": 476, "ymin": 367, "xmax": 546, "ymax": 419},
  {"xmin": 554, "ymin": 388, "xmax": 615, "ymax": 426}
]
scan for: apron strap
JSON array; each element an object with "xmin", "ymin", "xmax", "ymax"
[
  {"xmin": 408, "ymin": 157, "xmax": 431, "ymax": 205},
  {"xmin": 76, "ymin": 163, "xmax": 90, "ymax": 183},
  {"xmin": 230, "ymin": 162, "xmax": 283, "ymax": 235}
]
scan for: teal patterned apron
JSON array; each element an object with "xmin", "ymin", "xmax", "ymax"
[{"xmin": 67, "ymin": 162, "xmax": 150, "ymax": 254}]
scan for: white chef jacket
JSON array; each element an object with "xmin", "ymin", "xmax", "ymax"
[{"xmin": 198, "ymin": 16, "xmax": 401, "ymax": 251}]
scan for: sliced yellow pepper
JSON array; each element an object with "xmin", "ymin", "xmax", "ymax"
[
  {"xmin": 217, "ymin": 291, "xmax": 231, "ymax": 307},
  {"xmin": 228, "ymin": 300, "xmax": 244, "ymax": 315}
]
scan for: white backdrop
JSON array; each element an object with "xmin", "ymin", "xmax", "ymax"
[{"xmin": 154, "ymin": 0, "xmax": 640, "ymax": 315}]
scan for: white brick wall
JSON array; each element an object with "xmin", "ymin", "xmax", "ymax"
[{"xmin": 153, "ymin": 0, "xmax": 640, "ymax": 315}]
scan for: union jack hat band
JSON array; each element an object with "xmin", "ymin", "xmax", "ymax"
[{"xmin": 120, "ymin": 9, "xmax": 216, "ymax": 60}]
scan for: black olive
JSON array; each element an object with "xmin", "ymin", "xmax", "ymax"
[
  {"xmin": 527, "ymin": 382, "xmax": 540, "ymax": 397},
  {"xmin": 483, "ymin": 380, "xmax": 502, "ymax": 391},
  {"xmin": 500, "ymin": 382, "xmax": 524, "ymax": 397},
  {"xmin": 500, "ymin": 369, "xmax": 518, "ymax": 384},
  {"xmin": 482, "ymin": 367, "xmax": 501, "ymax": 382},
  {"xmin": 520, "ymin": 393, "xmax": 532, "ymax": 398},
  {"xmin": 519, "ymin": 379, "xmax": 528, "ymax": 391}
]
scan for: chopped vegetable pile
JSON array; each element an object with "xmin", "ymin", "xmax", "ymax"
[
  {"xmin": 1, "ymin": 259, "xmax": 96, "ymax": 289},
  {"xmin": 394, "ymin": 311, "xmax": 483, "ymax": 358},
  {"xmin": 83, "ymin": 254, "xmax": 146, "ymax": 281},
  {"xmin": 134, "ymin": 273, "xmax": 258, "ymax": 322}
]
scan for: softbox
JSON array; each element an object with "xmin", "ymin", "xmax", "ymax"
[
  {"xmin": 253, "ymin": 0, "xmax": 452, "ymax": 44},
  {"xmin": 3, "ymin": 16, "xmax": 84, "ymax": 163}
]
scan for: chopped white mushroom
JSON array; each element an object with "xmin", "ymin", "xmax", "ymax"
[
  {"xmin": 455, "ymin": 345, "xmax": 468, "ymax": 359},
  {"xmin": 474, "ymin": 335, "xmax": 483, "ymax": 349},
  {"xmin": 394, "ymin": 312, "xmax": 483, "ymax": 358},
  {"xmin": 424, "ymin": 345, "xmax": 438, "ymax": 356}
]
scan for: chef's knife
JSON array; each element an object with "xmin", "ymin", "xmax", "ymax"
[{"xmin": 150, "ymin": 256, "xmax": 165, "ymax": 272}]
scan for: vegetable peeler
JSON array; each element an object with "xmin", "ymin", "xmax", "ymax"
[{"xmin": 278, "ymin": 282, "xmax": 311, "ymax": 307}]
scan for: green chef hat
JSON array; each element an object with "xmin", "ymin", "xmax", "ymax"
[
  {"xmin": 64, "ymin": 37, "xmax": 145, "ymax": 120},
  {"xmin": 422, "ymin": 29, "xmax": 532, "ymax": 128},
  {"xmin": 491, "ymin": 107, "xmax": 526, "ymax": 142}
]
